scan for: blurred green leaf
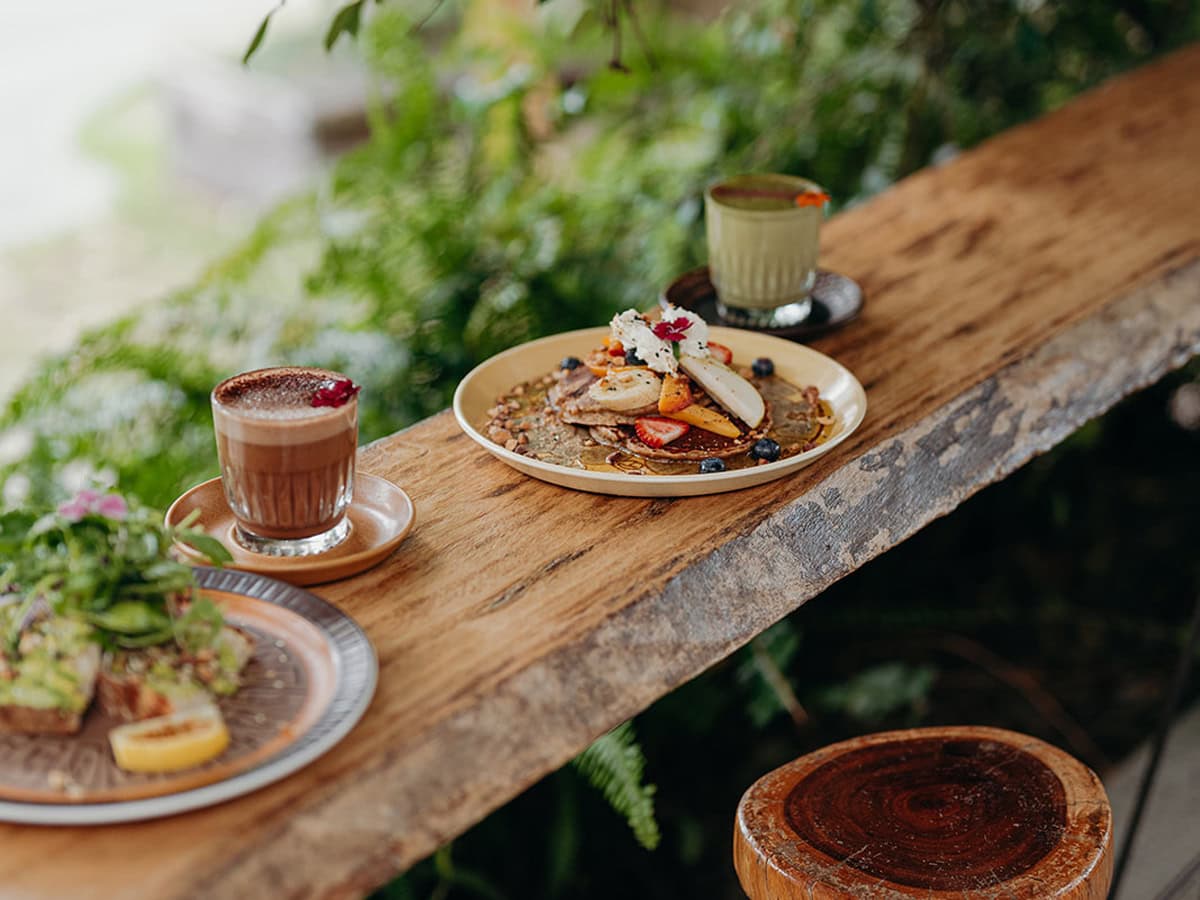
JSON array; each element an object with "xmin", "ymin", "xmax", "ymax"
[
  {"xmin": 242, "ymin": 2, "xmax": 284, "ymax": 64},
  {"xmin": 815, "ymin": 661, "xmax": 938, "ymax": 725},
  {"xmin": 736, "ymin": 619, "xmax": 802, "ymax": 727},
  {"xmin": 325, "ymin": 1, "xmax": 365, "ymax": 52},
  {"xmin": 174, "ymin": 595, "xmax": 226, "ymax": 655},
  {"xmin": 0, "ymin": 511, "xmax": 35, "ymax": 555},
  {"xmin": 176, "ymin": 529, "xmax": 234, "ymax": 565},
  {"xmin": 85, "ymin": 600, "xmax": 171, "ymax": 635},
  {"xmin": 432, "ymin": 844, "xmax": 508, "ymax": 900}
]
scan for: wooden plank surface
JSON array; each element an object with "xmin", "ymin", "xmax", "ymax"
[{"xmin": 4, "ymin": 45, "xmax": 1200, "ymax": 900}]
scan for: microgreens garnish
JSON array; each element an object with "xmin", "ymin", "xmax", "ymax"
[{"xmin": 1, "ymin": 491, "xmax": 232, "ymax": 655}]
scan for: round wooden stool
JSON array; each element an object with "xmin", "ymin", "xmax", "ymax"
[{"xmin": 735, "ymin": 726, "xmax": 1112, "ymax": 899}]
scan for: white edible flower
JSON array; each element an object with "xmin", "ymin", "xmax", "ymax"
[{"xmin": 609, "ymin": 310, "xmax": 677, "ymax": 375}]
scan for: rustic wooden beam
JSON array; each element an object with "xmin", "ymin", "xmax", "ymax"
[{"xmin": 2, "ymin": 43, "xmax": 1199, "ymax": 900}]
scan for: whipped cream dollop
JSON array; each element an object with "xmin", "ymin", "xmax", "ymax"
[{"xmin": 608, "ymin": 304, "xmax": 710, "ymax": 375}]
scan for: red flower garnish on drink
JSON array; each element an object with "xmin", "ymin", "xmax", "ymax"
[
  {"xmin": 311, "ymin": 378, "xmax": 361, "ymax": 408},
  {"xmin": 652, "ymin": 317, "xmax": 693, "ymax": 342}
]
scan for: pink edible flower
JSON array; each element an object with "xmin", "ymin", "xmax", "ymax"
[
  {"xmin": 57, "ymin": 490, "xmax": 129, "ymax": 522},
  {"xmin": 651, "ymin": 317, "xmax": 692, "ymax": 343},
  {"xmin": 56, "ymin": 500, "xmax": 89, "ymax": 522},
  {"xmin": 95, "ymin": 493, "xmax": 129, "ymax": 520}
]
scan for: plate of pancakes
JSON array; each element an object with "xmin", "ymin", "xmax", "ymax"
[{"xmin": 453, "ymin": 324, "xmax": 866, "ymax": 497}]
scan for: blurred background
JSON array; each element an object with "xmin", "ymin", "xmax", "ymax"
[
  {"xmin": 0, "ymin": 0, "xmax": 344, "ymax": 395},
  {"xmin": 1, "ymin": 1, "xmax": 1198, "ymax": 897}
]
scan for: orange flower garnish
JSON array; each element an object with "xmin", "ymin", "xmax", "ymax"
[{"xmin": 794, "ymin": 191, "xmax": 830, "ymax": 208}]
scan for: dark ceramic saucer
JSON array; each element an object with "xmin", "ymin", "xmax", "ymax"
[{"xmin": 661, "ymin": 267, "xmax": 864, "ymax": 341}]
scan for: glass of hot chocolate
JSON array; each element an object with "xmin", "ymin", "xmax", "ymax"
[{"xmin": 211, "ymin": 366, "xmax": 360, "ymax": 557}]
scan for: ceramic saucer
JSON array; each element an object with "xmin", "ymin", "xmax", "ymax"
[
  {"xmin": 662, "ymin": 267, "xmax": 864, "ymax": 341},
  {"xmin": 166, "ymin": 473, "xmax": 415, "ymax": 586}
]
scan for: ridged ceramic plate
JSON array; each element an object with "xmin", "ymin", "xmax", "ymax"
[
  {"xmin": 0, "ymin": 568, "xmax": 376, "ymax": 825},
  {"xmin": 453, "ymin": 326, "xmax": 866, "ymax": 497}
]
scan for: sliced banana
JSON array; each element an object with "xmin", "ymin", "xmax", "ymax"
[{"xmin": 588, "ymin": 369, "xmax": 663, "ymax": 411}]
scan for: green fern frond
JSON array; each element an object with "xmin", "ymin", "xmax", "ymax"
[{"xmin": 571, "ymin": 722, "xmax": 660, "ymax": 850}]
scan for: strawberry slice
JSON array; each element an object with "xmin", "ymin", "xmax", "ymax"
[
  {"xmin": 706, "ymin": 341, "xmax": 733, "ymax": 365},
  {"xmin": 634, "ymin": 416, "xmax": 690, "ymax": 449}
]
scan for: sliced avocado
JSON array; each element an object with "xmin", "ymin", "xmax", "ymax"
[{"xmin": 0, "ymin": 611, "xmax": 99, "ymax": 713}]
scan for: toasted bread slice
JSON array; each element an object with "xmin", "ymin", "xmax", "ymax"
[
  {"xmin": 0, "ymin": 704, "xmax": 89, "ymax": 735},
  {"xmin": 0, "ymin": 613, "xmax": 101, "ymax": 735},
  {"xmin": 98, "ymin": 625, "xmax": 255, "ymax": 722}
]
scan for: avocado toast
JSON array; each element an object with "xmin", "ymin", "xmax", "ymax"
[
  {"xmin": 0, "ymin": 493, "xmax": 248, "ymax": 746},
  {"xmin": 0, "ymin": 604, "xmax": 100, "ymax": 735},
  {"xmin": 98, "ymin": 623, "xmax": 255, "ymax": 722}
]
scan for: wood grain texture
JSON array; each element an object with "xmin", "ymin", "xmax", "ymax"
[
  {"xmin": 3, "ymin": 45, "xmax": 1200, "ymax": 900},
  {"xmin": 734, "ymin": 727, "xmax": 1112, "ymax": 899}
]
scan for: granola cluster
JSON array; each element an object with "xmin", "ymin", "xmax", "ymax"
[{"xmin": 484, "ymin": 373, "xmax": 556, "ymax": 456}]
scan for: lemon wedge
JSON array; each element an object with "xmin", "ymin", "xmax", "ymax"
[{"xmin": 109, "ymin": 706, "xmax": 230, "ymax": 773}]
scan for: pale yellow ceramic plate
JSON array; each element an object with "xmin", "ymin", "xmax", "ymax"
[{"xmin": 452, "ymin": 326, "xmax": 867, "ymax": 497}]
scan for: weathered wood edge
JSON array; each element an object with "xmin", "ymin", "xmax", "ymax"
[{"xmin": 193, "ymin": 258, "xmax": 1200, "ymax": 899}]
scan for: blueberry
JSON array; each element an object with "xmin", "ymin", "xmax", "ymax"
[
  {"xmin": 561, "ymin": 356, "xmax": 582, "ymax": 370},
  {"xmin": 699, "ymin": 457, "xmax": 726, "ymax": 474},
  {"xmin": 752, "ymin": 357, "xmax": 775, "ymax": 378},
  {"xmin": 750, "ymin": 438, "xmax": 781, "ymax": 462},
  {"xmin": 624, "ymin": 349, "xmax": 646, "ymax": 367}
]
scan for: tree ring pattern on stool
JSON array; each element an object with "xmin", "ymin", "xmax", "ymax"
[{"xmin": 784, "ymin": 737, "xmax": 1067, "ymax": 890}]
